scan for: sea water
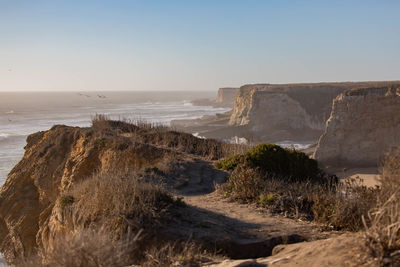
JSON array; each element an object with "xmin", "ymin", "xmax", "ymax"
[{"xmin": 0, "ymin": 91, "xmax": 230, "ymax": 186}]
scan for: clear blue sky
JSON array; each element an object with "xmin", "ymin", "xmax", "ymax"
[{"xmin": 1, "ymin": 0, "xmax": 399, "ymax": 91}]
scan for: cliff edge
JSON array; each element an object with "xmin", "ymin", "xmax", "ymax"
[
  {"xmin": 0, "ymin": 119, "xmax": 233, "ymax": 264},
  {"xmin": 314, "ymin": 85, "xmax": 400, "ymax": 167},
  {"xmin": 229, "ymin": 81, "xmax": 400, "ymax": 142}
]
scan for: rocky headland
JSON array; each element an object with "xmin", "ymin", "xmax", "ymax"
[
  {"xmin": 2, "ymin": 80, "xmax": 400, "ymax": 265},
  {"xmin": 0, "ymin": 118, "xmax": 342, "ymax": 266},
  {"xmin": 216, "ymin": 88, "xmax": 239, "ymax": 107},
  {"xmin": 174, "ymin": 81, "xmax": 400, "ymax": 144},
  {"xmin": 189, "ymin": 87, "xmax": 239, "ymax": 108},
  {"xmin": 1, "ymin": 116, "xmax": 395, "ymax": 266}
]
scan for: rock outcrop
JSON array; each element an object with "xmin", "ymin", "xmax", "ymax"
[
  {"xmin": 204, "ymin": 233, "xmax": 375, "ymax": 267},
  {"xmin": 314, "ymin": 85, "xmax": 400, "ymax": 168},
  {"xmin": 0, "ymin": 125, "xmax": 165, "ymax": 262},
  {"xmin": 216, "ymin": 88, "xmax": 239, "ymax": 107},
  {"xmin": 0, "ymin": 120, "xmax": 233, "ymax": 264},
  {"xmin": 229, "ymin": 81, "xmax": 400, "ymax": 142}
]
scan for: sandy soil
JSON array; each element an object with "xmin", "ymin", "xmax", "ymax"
[
  {"xmin": 165, "ymin": 160, "xmax": 340, "ymax": 260},
  {"xmin": 331, "ymin": 167, "xmax": 380, "ymax": 187},
  {"xmin": 164, "ymin": 159, "xmax": 376, "ymax": 266}
]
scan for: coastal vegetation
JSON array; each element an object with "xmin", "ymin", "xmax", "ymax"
[
  {"xmin": 1, "ymin": 116, "xmax": 399, "ymax": 266},
  {"xmin": 216, "ymin": 143, "xmax": 378, "ymax": 231},
  {"xmin": 365, "ymin": 147, "xmax": 400, "ymax": 265}
]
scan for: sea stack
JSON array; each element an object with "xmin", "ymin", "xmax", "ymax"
[
  {"xmin": 216, "ymin": 87, "xmax": 239, "ymax": 107},
  {"xmin": 314, "ymin": 85, "xmax": 400, "ymax": 167}
]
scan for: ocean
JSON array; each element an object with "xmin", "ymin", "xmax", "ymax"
[{"xmin": 0, "ymin": 91, "xmax": 230, "ymax": 186}]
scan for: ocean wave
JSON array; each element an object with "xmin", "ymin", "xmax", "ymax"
[
  {"xmin": 183, "ymin": 100, "xmax": 193, "ymax": 106},
  {"xmin": 0, "ymin": 133, "xmax": 23, "ymax": 142},
  {"xmin": 192, "ymin": 132, "xmax": 206, "ymax": 139},
  {"xmin": 5, "ymin": 110, "xmax": 14, "ymax": 114},
  {"xmin": 222, "ymin": 136, "xmax": 248, "ymax": 145},
  {"xmin": 275, "ymin": 141, "xmax": 313, "ymax": 150},
  {"xmin": 0, "ymin": 134, "xmax": 11, "ymax": 142}
]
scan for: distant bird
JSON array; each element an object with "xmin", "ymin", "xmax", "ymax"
[
  {"xmin": 8, "ymin": 119, "xmax": 12, "ymax": 122},
  {"xmin": 97, "ymin": 94, "xmax": 107, "ymax": 99}
]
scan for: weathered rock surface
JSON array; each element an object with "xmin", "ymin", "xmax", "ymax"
[
  {"xmin": 229, "ymin": 81, "xmax": 400, "ymax": 142},
  {"xmin": 203, "ymin": 233, "xmax": 375, "ymax": 267},
  {"xmin": 0, "ymin": 125, "xmax": 171, "ymax": 263},
  {"xmin": 314, "ymin": 85, "xmax": 400, "ymax": 168},
  {"xmin": 0, "ymin": 121, "xmax": 232, "ymax": 264}
]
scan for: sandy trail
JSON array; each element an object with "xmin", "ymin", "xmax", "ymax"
[{"xmin": 166, "ymin": 159, "xmax": 338, "ymax": 259}]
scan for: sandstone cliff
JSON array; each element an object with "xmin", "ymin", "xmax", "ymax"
[
  {"xmin": 314, "ymin": 85, "xmax": 400, "ymax": 168},
  {"xmin": 229, "ymin": 81, "xmax": 400, "ymax": 142},
  {"xmin": 0, "ymin": 118, "xmax": 381, "ymax": 266},
  {"xmin": 190, "ymin": 87, "xmax": 239, "ymax": 108},
  {"xmin": 0, "ymin": 119, "xmax": 234, "ymax": 264}
]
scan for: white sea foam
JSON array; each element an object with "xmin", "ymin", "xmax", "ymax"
[
  {"xmin": 192, "ymin": 132, "xmax": 206, "ymax": 139},
  {"xmin": 0, "ymin": 91, "xmax": 229, "ymax": 186},
  {"xmin": 275, "ymin": 140, "xmax": 313, "ymax": 150},
  {"xmin": 0, "ymin": 133, "xmax": 12, "ymax": 142}
]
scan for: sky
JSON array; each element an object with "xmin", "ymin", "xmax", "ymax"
[{"xmin": 1, "ymin": 0, "xmax": 400, "ymax": 92}]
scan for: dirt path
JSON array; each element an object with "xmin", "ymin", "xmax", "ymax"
[{"xmin": 164, "ymin": 159, "xmax": 339, "ymax": 259}]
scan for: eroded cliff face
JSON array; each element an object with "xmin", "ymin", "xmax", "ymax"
[
  {"xmin": 229, "ymin": 82, "xmax": 400, "ymax": 142},
  {"xmin": 0, "ymin": 119, "xmax": 234, "ymax": 264},
  {"xmin": 0, "ymin": 125, "xmax": 174, "ymax": 263},
  {"xmin": 314, "ymin": 86, "xmax": 400, "ymax": 167}
]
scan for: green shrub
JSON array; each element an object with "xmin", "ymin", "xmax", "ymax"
[
  {"xmin": 215, "ymin": 154, "xmax": 243, "ymax": 171},
  {"xmin": 217, "ymin": 144, "xmax": 379, "ymax": 231},
  {"xmin": 217, "ymin": 143, "xmax": 321, "ymax": 182}
]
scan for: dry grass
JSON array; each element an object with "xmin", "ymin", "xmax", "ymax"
[
  {"xmin": 219, "ymin": 163, "xmax": 377, "ymax": 231},
  {"xmin": 19, "ymin": 229, "xmax": 211, "ymax": 267},
  {"xmin": 59, "ymin": 171, "xmax": 175, "ymax": 237},
  {"xmin": 312, "ymin": 178, "xmax": 377, "ymax": 231},
  {"xmin": 91, "ymin": 114, "xmax": 249, "ymax": 160},
  {"xmin": 19, "ymin": 230, "xmax": 140, "ymax": 267},
  {"xmin": 18, "ymin": 170, "xmax": 213, "ymax": 267},
  {"xmin": 364, "ymin": 147, "xmax": 400, "ymax": 265},
  {"xmin": 142, "ymin": 241, "xmax": 213, "ymax": 267}
]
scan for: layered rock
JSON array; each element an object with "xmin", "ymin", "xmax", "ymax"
[
  {"xmin": 314, "ymin": 85, "xmax": 400, "ymax": 167},
  {"xmin": 0, "ymin": 121, "xmax": 233, "ymax": 264},
  {"xmin": 0, "ymin": 125, "xmax": 168, "ymax": 262},
  {"xmin": 229, "ymin": 81, "xmax": 400, "ymax": 142}
]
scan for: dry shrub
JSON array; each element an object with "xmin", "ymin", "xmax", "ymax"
[
  {"xmin": 19, "ymin": 229, "xmax": 210, "ymax": 267},
  {"xmin": 19, "ymin": 230, "xmax": 140, "ymax": 267},
  {"xmin": 220, "ymin": 164, "xmax": 377, "ymax": 230},
  {"xmin": 19, "ymin": 171, "xmax": 212, "ymax": 267},
  {"xmin": 62, "ymin": 171, "xmax": 175, "ymax": 236},
  {"xmin": 365, "ymin": 147, "xmax": 400, "ymax": 265},
  {"xmin": 313, "ymin": 178, "xmax": 377, "ymax": 231}
]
